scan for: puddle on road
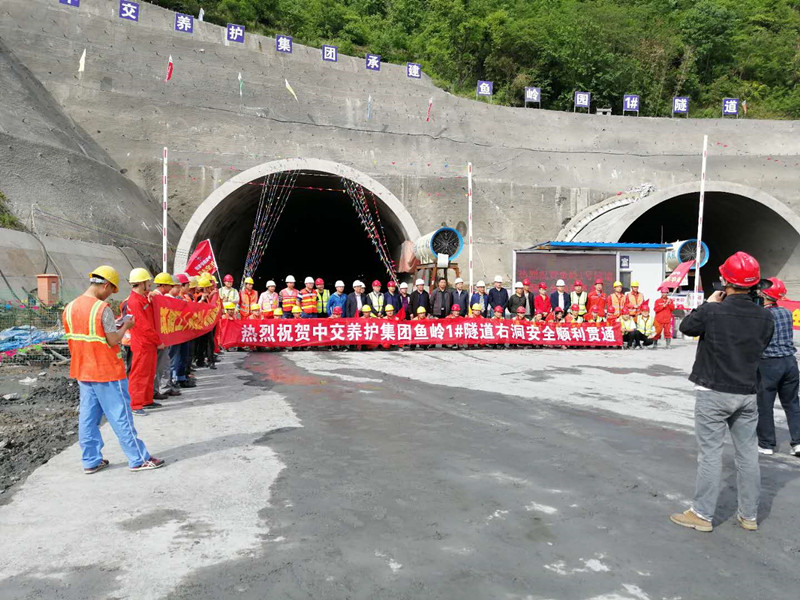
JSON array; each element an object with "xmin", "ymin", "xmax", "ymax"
[
  {"xmin": 254, "ymin": 427, "xmax": 300, "ymax": 445},
  {"xmin": 119, "ymin": 508, "xmax": 189, "ymax": 532},
  {"xmin": 573, "ymin": 363, "xmax": 681, "ymax": 377}
]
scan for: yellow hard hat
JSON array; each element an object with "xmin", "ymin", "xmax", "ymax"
[
  {"xmin": 273, "ymin": 308, "xmax": 283, "ymax": 316},
  {"xmin": 210, "ymin": 275, "xmax": 218, "ymax": 284},
  {"xmin": 250, "ymin": 303, "xmax": 260, "ymax": 311},
  {"xmin": 291, "ymin": 305, "xmax": 302, "ymax": 314},
  {"xmin": 472, "ymin": 303, "xmax": 482, "ymax": 311},
  {"xmin": 153, "ymin": 272, "xmax": 173, "ymax": 285},
  {"xmin": 244, "ymin": 277, "xmax": 255, "ymax": 285},
  {"xmin": 416, "ymin": 306, "xmax": 427, "ymax": 314},
  {"xmin": 385, "ymin": 304, "xmax": 395, "ymax": 311},
  {"xmin": 89, "ymin": 265, "xmax": 120, "ymax": 292},
  {"xmin": 223, "ymin": 302, "xmax": 236, "ymax": 310},
  {"xmin": 197, "ymin": 275, "xmax": 213, "ymax": 288},
  {"xmin": 631, "ymin": 280, "xmax": 640, "ymax": 287},
  {"xmin": 613, "ymin": 280, "xmax": 623, "ymax": 288},
  {"xmin": 361, "ymin": 305, "xmax": 372, "ymax": 313},
  {"xmin": 189, "ymin": 276, "xmax": 199, "ymax": 287},
  {"xmin": 129, "ymin": 267, "xmax": 152, "ymax": 284}
]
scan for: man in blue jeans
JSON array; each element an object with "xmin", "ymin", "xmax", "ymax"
[
  {"xmin": 670, "ymin": 252, "xmax": 774, "ymax": 532},
  {"xmin": 756, "ymin": 277, "xmax": 800, "ymax": 457}
]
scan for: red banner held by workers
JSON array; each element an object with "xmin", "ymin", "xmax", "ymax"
[
  {"xmin": 661, "ymin": 260, "xmax": 695, "ymax": 289},
  {"xmin": 151, "ymin": 293, "xmax": 222, "ymax": 345},
  {"xmin": 778, "ymin": 299, "xmax": 800, "ymax": 330},
  {"xmin": 219, "ymin": 318, "xmax": 623, "ymax": 349},
  {"xmin": 184, "ymin": 239, "xmax": 218, "ymax": 277}
]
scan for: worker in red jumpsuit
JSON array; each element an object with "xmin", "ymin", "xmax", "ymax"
[
  {"xmin": 606, "ymin": 280, "xmax": 626, "ymax": 325},
  {"xmin": 126, "ymin": 268, "xmax": 163, "ymax": 415},
  {"xmin": 533, "ymin": 282, "xmax": 551, "ymax": 319},
  {"xmin": 588, "ymin": 278, "xmax": 607, "ymax": 321},
  {"xmin": 653, "ymin": 285, "xmax": 675, "ymax": 348}
]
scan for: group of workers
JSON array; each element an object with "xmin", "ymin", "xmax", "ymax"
[{"xmin": 219, "ymin": 274, "xmax": 677, "ymax": 349}]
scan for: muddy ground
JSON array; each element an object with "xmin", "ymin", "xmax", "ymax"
[{"xmin": 0, "ymin": 363, "xmax": 78, "ymax": 498}]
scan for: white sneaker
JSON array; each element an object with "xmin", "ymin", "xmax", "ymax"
[
  {"xmin": 791, "ymin": 444, "xmax": 800, "ymax": 457},
  {"xmin": 758, "ymin": 447, "xmax": 774, "ymax": 456}
]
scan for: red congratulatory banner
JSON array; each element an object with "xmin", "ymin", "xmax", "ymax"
[
  {"xmin": 151, "ymin": 294, "xmax": 222, "ymax": 345},
  {"xmin": 778, "ymin": 299, "xmax": 800, "ymax": 330},
  {"xmin": 220, "ymin": 318, "xmax": 622, "ymax": 348}
]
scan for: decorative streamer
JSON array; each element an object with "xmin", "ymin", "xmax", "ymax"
[
  {"xmin": 367, "ymin": 95, "xmax": 373, "ymax": 120},
  {"xmin": 78, "ymin": 48, "xmax": 86, "ymax": 74},
  {"xmin": 238, "ymin": 72, "xmax": 243, "ymax": 97},
  {"xmin": 426, "ymin": 97, "xmax": 433, "ymax": 122},
  {"xmin": 285, "ymin": 78, "xmax": 299, "ymax": 102},
  {"xmin": 341, "ymin": 178, "xmax": 397, "ymax": 283},
  {"xmin": 198, "ymin": 8, "xmax": 205, "ymax": 21},
  {"xmin": 165, "ymin": 55, "xmax": 174, "ymax": 82}
]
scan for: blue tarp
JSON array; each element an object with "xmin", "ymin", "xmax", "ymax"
[{"xmin": 0, "ymin": 326, "xmax": 64, "ymax": 353}]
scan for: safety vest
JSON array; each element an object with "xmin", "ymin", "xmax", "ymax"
[
  {"xmin": 636, "ymin": 313, "xmax": 655, "ymax": 336},
  {"xmin": 298, "ymin": 289, "xmax": 317, "ymax": 313},
  {"xmin": 368, "ymin": 291, "xmax": 385, "ymax": 313},
  {"xmin": 607, "ymin": 292, "xmax": 626, "ymax": 316},
  {"xmin": 315, "ymin": 289, "xmax": 330, "ymax": 313},
  {"xmin": 63, "ymin": 296, "xmax": 126, "ymax": 382},
  {"xmin": 240, "ymin": 288, "xmax": 258, "ymax": 315},
  {"xmin": 570, "ymin": 291, "xmax": 587, "ymax": 315},
  {"xmin": 619, "ymin": 317, "xmax": 637, "ymax": 333},
  {"xmin": 279, "ymin": 288, "xmax": 298, "ymax": 310},
  {"xmin": 626, "ymin": 291, "xmax": 644, "ymax": 314},
  {"xmin": 258, "ymin": 291, "xmax": 279, "ymax": 312},
  {"xmin": 219, "ymin": 286, "xmax": 240, "ymax": 305}
]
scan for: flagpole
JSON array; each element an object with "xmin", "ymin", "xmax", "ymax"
[
  {"xmin": 693, "ymin": 135, "xmax": 708, "ymax": 307},
  {"xmin": 467, "ymin": 162, "xmax": 473, "ymax": 298},
  {"xmin": 162, "ymin": 147, "xmax": 168, "ymax": 273}
]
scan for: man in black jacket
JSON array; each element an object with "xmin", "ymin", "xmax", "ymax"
[
  {"xmin": 670, "ymin": 252, "xmax": 774, "ymax": 533},
  {"xmin": 429, "ymin": 278, "xmax": 452, "ymax": 318},
  {"xmin": 409, "ymin": 278, "xmax": 430, "ymax": 316},
  {"xmin": 345, "ymin": 280, "xmax": 366, "ymax": 318}
]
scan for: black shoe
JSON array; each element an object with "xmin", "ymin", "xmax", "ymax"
[
  {"xmin": 153, "ymin": 392, "xmax": 168, "ymax": 400},
  {"xmin": 144, "ymin": 402, "xmax": 163, "ymax": 409},
  {"xmin": 179, "ymin": 380, "xmax": 197, "ymax": 388},
  {"xmin": 167, "ymin": 388, "xmax": 181, "ymax": 396},
  {"xmin": 209, "ymin": 364, "xmax": 217, "ymax": 370}
]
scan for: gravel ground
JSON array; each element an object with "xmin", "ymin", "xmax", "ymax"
[{"xmin": 0, "ymin": 364, "xmax": 78, "ymax": 497}]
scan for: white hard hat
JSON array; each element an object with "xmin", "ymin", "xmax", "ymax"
[
  {"xmin": 286, "ymin": 275, "xmax": 296, "ymax": 283},
  {"xmin": 266, "ymin": 280, "xmax": 276, "ymax": 287},
  {"xmin": 399, "ymin": 282, "xmax": 408, "ymax": 289},
  {"xmin": 304, "ymin": 276, "xmax": 314, "ymax": 284},
  {"xmin": 494, "ymin": 275, "xmax": 503, "ymax": 283},
  {"xmin": 514, "ymin": 281, "xmax": 523, "ymax": 288},
  {"xmin": 415, "ymin": 278, "xmax": 425, "ymax": 286},
  {"xmin": 335, "ymin": 280, "xmax": 345, "ymax": 288},
  {"xmin": 353, "ymin": 280, "xmax": 363, "ymax": 288},
  {"xmin": 454, "ymin": 277, "xmax": 464, "ymax": 284},
  {"xmin": 556, "ymin": 279, "xmax": 566, "ymax": 286},
  {"xmin": 476, "ymin": 280, "xmax": 486, "ymax": 287}
]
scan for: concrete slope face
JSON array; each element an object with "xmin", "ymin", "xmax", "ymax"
[
  {"xmin": 0, "ymin": 36, "xmax": 169, "ymax": 254},
  {"xmin": 1, "ymin": 0, "xmax": 798, "ymax": 285}
]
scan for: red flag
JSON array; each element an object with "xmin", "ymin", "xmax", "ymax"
[
  {"xmin": 165, "ymin": 55, "xmax": 173, "ymax": 82},
  {"xmin": 661, "ymin": 260, "xmax": 695, "ymax": 289},
  {"xmin": 426, "ymin": 97, "xmax": 433, "ymax": 122},
  {"xmin": 184, "ymin": 239, "xmax": 217, "ymax": 276}
]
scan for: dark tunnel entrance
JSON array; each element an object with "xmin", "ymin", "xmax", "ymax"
[
  {"xmin": 618, "ymin": 192, "xmax": 800, "ymax": 292},
  {"xmin": 196, "ymin": 171, "xmax": 407, "ymax": 290}
]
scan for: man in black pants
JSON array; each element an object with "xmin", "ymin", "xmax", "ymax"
[{"xmin": 756, "ymin": 277, "xmax": 800, "ymax": 457}]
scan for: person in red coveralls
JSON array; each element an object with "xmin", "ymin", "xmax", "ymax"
[
  {"xmin": 534, "ymin": 282, "xmax": 551, "ymax": 319},
  {"xmin": 588, "ymin": 278, "xmax": 607, "ymax": 321},
  {"xmin": 653, "ymin": 285, "xmax": 675, "ymax": 348},
  {"xmin": 126, "ymin": 268, "xmax": 164, "ymax": 415},
  {"xmin": 606, "ymin": 280, "xmax": 626, "ymax": 324}
]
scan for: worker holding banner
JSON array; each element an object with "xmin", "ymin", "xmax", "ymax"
[{"xmin": 126, "ymin": 268, "xmax": 164, "ymax": 414}]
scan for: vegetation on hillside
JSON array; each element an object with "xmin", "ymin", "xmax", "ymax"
[{"xmin": 154, "ymin": 0, "xmax": 800, "ymax": 118}]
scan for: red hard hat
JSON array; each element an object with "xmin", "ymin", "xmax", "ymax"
[
  {"xmin": 387, "ymin": 281, "xmax": 397, "ymax": 287},
  {"xmin": 223, "ymin": 274, "xmax": 234, "ymax": 283},
  {"xmin": 642, "ymin": 301, "xmax": 650, "ymax": 310},
  {"xmin": 762, "ymin": 277, "xmax": 786, "ymax": 300},
  {"xmin": 658, "ymin": 285, "xmax": 670, "ymax": 293},
  {"xmin": 372, "ymin": 280, "xmax": 381, "ymax": 287},
  {"xmin": 595, "ymin": 278, "xmax": 603, "ymax": 285},
  {"xmin": 176, "ymin": 273, "xmax": 189, "ymax": 284},
  {"xmin": 315, "ymin": 278, "xmax": 324, "ymax": 285},
  {"xmin": 621, "ymin": 308, "xmax": 630, "ymax": 315},
  {"xmin": 574, "ymin": 280, "xmax": 583, "ymax": 286},
  {"xmin": 451, "ymin": 305, "xmax": 461, "ymax": 312},
  {"xmin": 719, "ymin": 251, "xmax": 761, "ymax": 288},
  {"xmin": 571, "ymin": 303, "xmax": 579, "ymax": 311},
  {"xmin": 494, "ymin": 305, "xmax": 504, "ymax": 313},
  {"xmin": 539, "ymin": 282, "xmax": 547, "ymax": 289},
  {"xmin": 333, "ymin": 306, "xmax": 343, "ymax": 313},
  {"xmin": 522, "ymin": 278, "xmax": 531, "ymax": 286},
  {"xmin": 516, "ymin": 306, "xmax": 526, "ymax": 314}
]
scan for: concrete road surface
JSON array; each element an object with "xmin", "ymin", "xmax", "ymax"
[{"xmin": 2, "ymin": 342, "xmax": 799, "ymax": 599}]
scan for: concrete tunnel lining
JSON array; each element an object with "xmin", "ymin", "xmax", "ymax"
[{"xmin": 174, "ymin": 159, "xmax": 421, "ymax": 284}]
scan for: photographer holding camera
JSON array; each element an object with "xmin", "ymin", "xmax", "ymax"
[{"xmin": 670, "ymin": 252, "xmax": 774, "ymax": 533}]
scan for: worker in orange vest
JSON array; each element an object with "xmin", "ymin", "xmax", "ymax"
[
  {"xmin": 279, "ymin": 275, "xmax": 299, "ymax": 317},
  {"xmin": 587, "ymin": 278, "xmax": 607, "ymax": 321},
  {"xmin": 298, "ymin": 276, "xmax": 318, "ymax": 318},
  {"xmin": 606, "ymin": 280, "xmax": 626, "ymax": 324},
  {"xmin": 625, "ymin": 280, "xmax": 646, "ymax": 317},
  {"xmin": 64, "ymin": 266, "xmax": 164, "ymax": 473},
  {"xmin": 125, "ymin": 268, "xmax": 164, "ymax": 415},
  {"xmin": 239, "ymin": 276, "xmax": 258, "ymax": 318}
]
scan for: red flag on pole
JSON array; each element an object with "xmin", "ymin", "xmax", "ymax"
[
  {"xmin": 661, "ymin": 260, "xmax": 695, "ymax": 289},
  {"xmin": 184, "ymin": 239, "xmax": 217, "ymax": 276},
  {"xmin": 426, "ymin": 97, "xmax": 433, "ymax": 122},
  {"xmin": 165, "ymin": 55, "xmax": 173, "ymax": 82}
]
